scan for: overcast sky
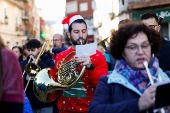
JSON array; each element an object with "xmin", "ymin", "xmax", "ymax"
[{"xmin": 35, "ymin": 0, "xmax": 66, "ymax": 34}]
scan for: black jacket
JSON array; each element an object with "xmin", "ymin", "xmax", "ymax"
[
  {"xmin": 20, "ymin": 52, "xmax": 55, "ymax": 109},
  {"xmin": 156, "ymin": 38, "xmax": 170, "ymax": 71},
  {"xmin": 105, "ymin": 46, "xmax": 116, "ymax": 71}
]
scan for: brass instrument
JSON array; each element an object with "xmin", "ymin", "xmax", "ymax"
[
  {"xmin": 33, "ymin": 39, "xmax": 85, "ymax": 102},
  {"xmin": 24, "ymin": 41, "xmax": 48, "ymax": 77},
  {"xmin": 50, "ymin": 45, "xmax": 53, "ymax": 54},
  {"xmin": 33, "ymin": 51, "xmax": 85, "ymax": 102},
  {"xmin": 22, "ymin": 55, "xmax": 33, "ymax": 78},
  {"xmin": 24, "ymin": 40, "xmax": 49, "ymax": 91},
  {"xmin": 41, "ymin": 40, "xmax": 49, "ymax": 55}
]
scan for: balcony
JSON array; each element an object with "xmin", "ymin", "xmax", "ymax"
[
  {"xmin": 16, "ymin": 25, "xmax": 24, "ymax": 36},
  {"xmin": 22, "ymin": 10, "xmax": 29, "ymax": 20},
  {"xmin": 128, "ymin": 0, "xmax": 170, "ymax": 10}
]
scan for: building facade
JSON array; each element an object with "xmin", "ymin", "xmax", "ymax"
[
  {"xmin": 0, "ymin": 0, "xmax": 41, "ymax": 49},
  {"xmin": 128, "ymin": 0, "xmax": 170, "ymax": 41},
  {"xmin": 66, "ymin": 0, "xmax": 95, "ymax": 43},
  {"xmin": 93, "ymin": 0, "xmax": 134, "ymax": 45},
  {"xmin": 0, "ymin": 0, "xmax": 25, "ymax": 49}
]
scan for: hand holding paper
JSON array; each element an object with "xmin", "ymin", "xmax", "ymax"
[
  {"xmin": 76, "ymin": 42, "xmax": 97, "ymax": 68},
  {"xmin": 76, "ymin": 42, "xmax": 97, "ymax": 57}
]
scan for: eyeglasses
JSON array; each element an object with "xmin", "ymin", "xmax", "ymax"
[
  {"xmin": 13, "ymin": 45, "xmax": 20, "ymax": 48},
  {"xmin": 149, "ymin": 25, "xmax": 158, "ymax": 29},
  {"xmin": 53, "ymin": 39, "xmax": 61, "ymax": 41},
  {"xmin": 125, "ymin": 43, "xmax": 152, "ymax": 54}
]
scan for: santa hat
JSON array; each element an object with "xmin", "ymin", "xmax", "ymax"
[{"xmin": 62, "ymin": 13, "xmax": 84, "ymax": 30}]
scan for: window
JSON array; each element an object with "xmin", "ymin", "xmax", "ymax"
[
  {"xmin": 122, "ymin": 0, "xmax": 124, "ymax": 5},
  {"xmin": 6, "ymin": 41, "xmax": 10, "ymax": 48},
  {"xmin": 66, "ymin": 1, "xmax": 78, "ymax": 14},
  {"xmin": 91, "ymin": 1, "xmax": 96, "ymax": 10},
  {"xmin": 16, "ymin": 42, "xmax": 19, "ymax": 45},
  {"xmin": 80, "ymin": 2, "xmax": 88, "ymax": 12},
  {"xmin": 3, "ymin": 1, "xmax": 7, "ymax": 23}
]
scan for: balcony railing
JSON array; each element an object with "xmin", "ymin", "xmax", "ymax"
[
  {"xmin": 22, "ymin": 10, "xmax": 29, "ymax": 20},
  {"xmin": 16, "ymin": 25, "xmax": 23, "ymax": 31}
]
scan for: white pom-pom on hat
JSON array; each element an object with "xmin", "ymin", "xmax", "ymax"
[{"xmin": 62, "ymin": 13, "xmax": 84, "ymax": 30}]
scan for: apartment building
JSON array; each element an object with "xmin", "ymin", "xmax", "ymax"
[
  {"xmin": 0, "ymin": 0, "xmax": 25, "ymax": 49},
  {"xmin": 66, "ymin": 0, "xmax": 95, "ymax": 43},
  {"xmin": 22, "ymin": 0, "xmax": 40, "ymax": 43},
  {"xmin": 0, "ymin": 0, "xmax": 41, "ymax": 49}
]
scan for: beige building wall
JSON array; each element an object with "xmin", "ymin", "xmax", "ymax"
[
  {"xmin": 93, "ymin": 0, "xmax": 130, "ymax": 43},
  {"xmin": 44, "ymin": 25, "xmax": 54, "ymax": 50},
  {"xmin": 0, "ymin": 0, "xmax": 24, "ymax": 49},
  {"xmin": 33, "ymin": 7, "xmax": 40, "ymax": 40}
]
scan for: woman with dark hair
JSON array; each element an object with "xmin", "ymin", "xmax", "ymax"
[
  {"xmin": 12, "ymin": 45, "xmax": 23, "ymax": 62},
  {"xmin": 0, "ymin": 36, "xmax": 24, "ymax": 113},
  {"xmin": 88, "ymin": 23, "xmax": 169, "ymax": 113}
]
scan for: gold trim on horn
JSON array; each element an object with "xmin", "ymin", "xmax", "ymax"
[{"xmin": 33, "ymin": 51, "xmax": 86, "ymax": 102}]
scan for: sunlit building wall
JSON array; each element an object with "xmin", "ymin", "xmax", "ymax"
[
  {"xmin": 22, "ymin": 0, "xmax": 41, "ymax": 42},
  {"xmin": 44, "ymin": 25, "xmax": 54, "ymax": 50},
  {"xmin": 32, "ymin": 5, "xmax": 40, "ymax": 40},
  {"xmin": 93, "ymin": 0, "xmax": 134, "ymax": 43},
  {"xmin": 0, "ymin": 0, "xmax": 25, "ymax": 49},
  {"xmin": 65, "ymin": 0, "xmax": 95, "ymax": 43}
]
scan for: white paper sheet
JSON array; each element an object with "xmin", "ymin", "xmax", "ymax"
[{"xmin": 76, "ymin": 42, "xmax": 97, "ymax": 57}]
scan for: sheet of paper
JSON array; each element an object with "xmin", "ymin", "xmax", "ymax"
[{"xmin": 76, "ymin": 42, "xmax": 97, "ymax": 57}]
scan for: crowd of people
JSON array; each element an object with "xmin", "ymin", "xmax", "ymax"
[{"xmin": 0, "ymin": 12, "xmax": 170, "ymax": 113}]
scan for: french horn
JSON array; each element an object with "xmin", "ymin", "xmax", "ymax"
[{"xmin": 33, "ymin": 51, "xmax": 86, "ymax": 102}]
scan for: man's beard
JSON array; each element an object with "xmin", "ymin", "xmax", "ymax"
[{"xmin": 70, "ymin": 36, "xmax": 87, "ymax": 45}]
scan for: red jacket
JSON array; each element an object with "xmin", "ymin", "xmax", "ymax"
[{"xmin": 53, "ymin": 47, "xmax": 108, "ymax": 113}]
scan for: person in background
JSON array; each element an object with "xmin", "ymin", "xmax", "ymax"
[
  {"xmin": 105, "ymin": 19, "xmax": 131, "ymax": 73},
  {"xmin": 23, "ymin": 45, "xmax": 29, "ymax": 60},
  {"xmin": 65, "ymin": 42, "xmax": 72, "ymax": 49},
  {"xmin": 140, "ymin": 12, "xmax": 170, "ymax": 72},
  {"xmin": 12, "ymin": 45, "xmax": 23, "ymax": 62},
  {"xmin": 51, "ymin": 34, "xmax": 68, "ymax": 60},
  {"xmin": 97, "ymin": 45, "xmax": 105, "ymax": 54},
  {"xmin": 53, "ymin": 13, "xmax": 108, "ymax": 113},
  {"xmin": 50, "ymin": 34, "xmax": 68, "ymax": 113},
  {"xmin": 20, "ymin": 39, "xmax": 55, "ymax": 113},
  {"xmin": 118, "ymin": 19, "xmax": 132, "ymax": 28},
  {"xmin": 0, "ymin": 36, "xmax": 24, "ymax": 113},
  {"xmin": 88, "ymin": 23, "xmax": 169, "ymax": 113}
]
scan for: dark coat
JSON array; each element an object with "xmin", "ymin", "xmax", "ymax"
[
  {"xmin": 88, "ymin": 61, "xmax": 169, "ymax": 113},
  {"xmin": 105, "ymin": 46, "xmax": 116, "ymax": 71},
  {"xmin": 50, "ymin": 43, "xmax": 68, "ymax": 60},
  {"xmin": 156, "ymin": 38, "xmax": 170, "ymax": 72},
  {"xmin": 88, "ymin": 75, "xmax": 153, "ymax": 113},
  {"xmin": 20, "ymin": 52, "xmax": 55, "ymax": 109},
  {"xmin": 88, "ymin": 69, "xmax": 168, "ymax": 113}
]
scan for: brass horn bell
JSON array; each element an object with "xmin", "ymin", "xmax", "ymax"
[
  {"xmin": 24, "ymin": 63, "xmax": 41, "ymax": 76},
  {"xmin": 33, "ymin": 51, "xmax": 86, "ymax": 102}
]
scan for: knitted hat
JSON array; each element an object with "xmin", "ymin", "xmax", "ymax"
[{"xmin": 62, "ymin": 13, "xmax": 84, "ymax": 30}]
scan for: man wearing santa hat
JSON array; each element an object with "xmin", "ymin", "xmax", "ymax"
[{"xmin": 53, "ymin": 13, "xmax": 108, "ymax": 113}]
